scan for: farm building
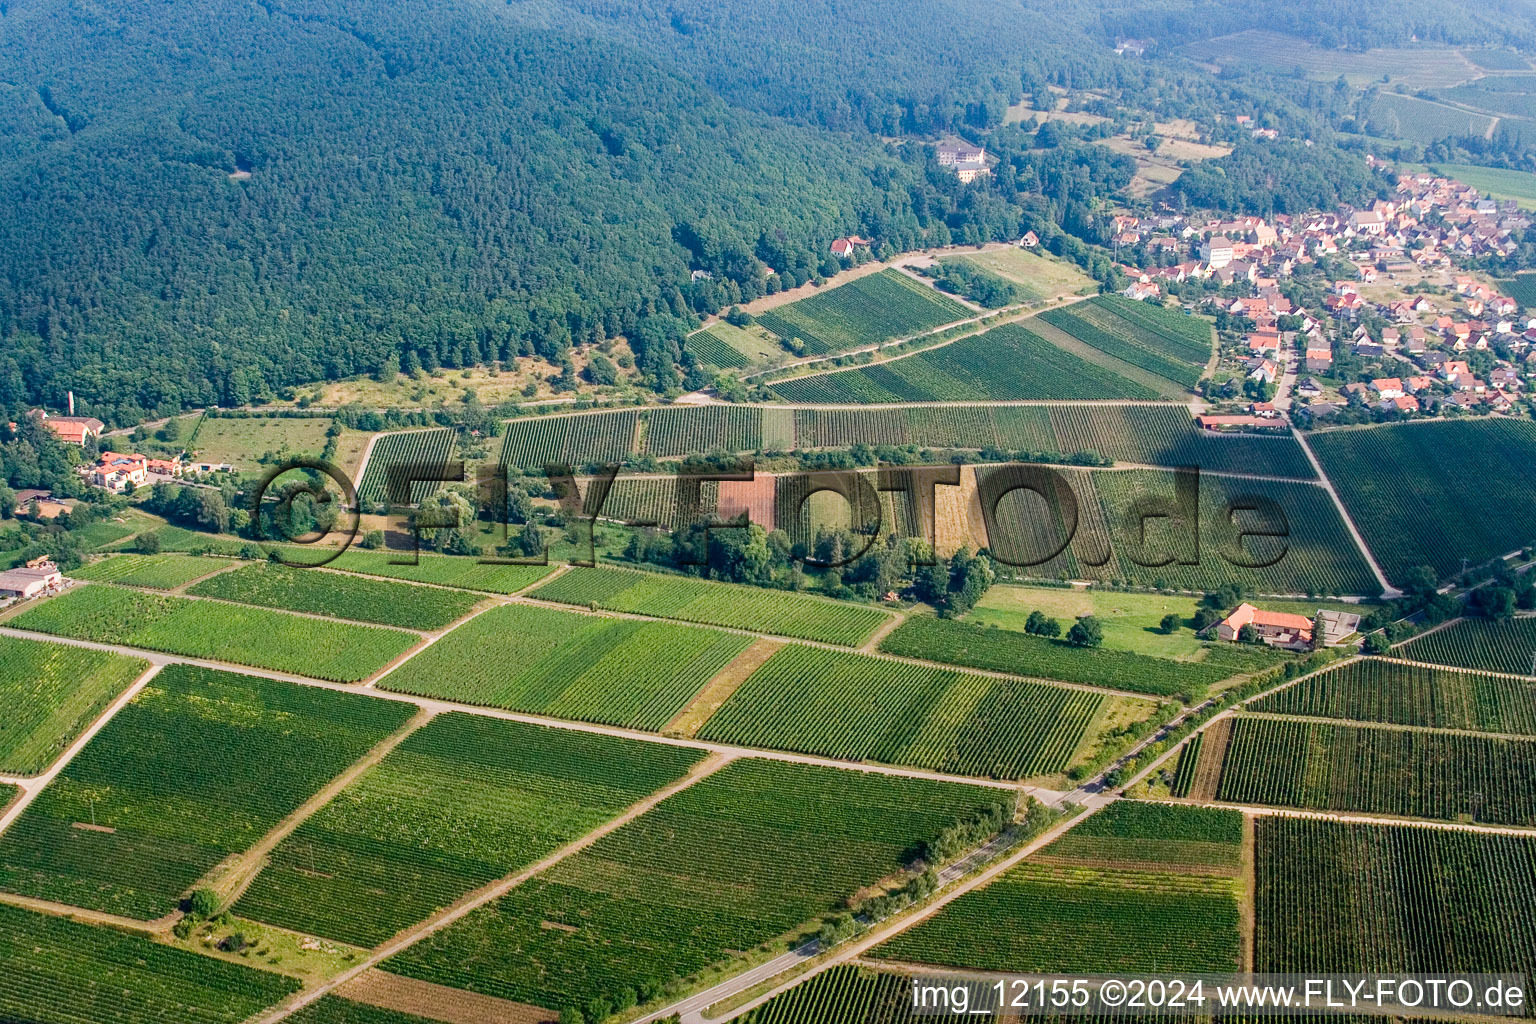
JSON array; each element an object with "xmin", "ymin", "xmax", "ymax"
[
  {"xmin": 29, "ymin": 409, "xmax": 105, "ymax": 445},
  {"xmin": 1216, "ymin": 603, "xmax": 1313, "ymax": 649},
  {"xmin": 0, "ymin": 560, "xmax": 63, "ymax": 599}
]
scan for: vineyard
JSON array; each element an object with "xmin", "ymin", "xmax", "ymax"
[
  {"xmin": 0, "ymin": 635, "xmax": 146, "ymax": 776},
  {"xmin": 879, "ymin": 616, "xmax": 1246, "ymax": 697},
  {"xmin": 1309, "ymin": 419, "xmax": 1536, "ymax": 583},
  {"xmin": 1255, "ymin": 817, "xmax": 1536, "ymax": 978},
  {"xmin": 741, "ymin": 967, "xmax": 921, "ymax": 1024},
  {"xmin": 188, "ymin": 562, "xmax": 482, "ymax": 630},
  {"xmin": 235, "ymin": 713, "xmax": 702, "ymax": 947},
  {"xmin": 1252, "ymin": 658, "xmax": 1536, "ymax": 734},
  {"xmin": 357, "ymin": 428, "xmax": 457, "ymax": 505},
  {"xmin": 587, "ymin": 476, "xmax": 720, "ymax": 530},
  {"xmin": 1037, "ymin": 801, "xmax": 1243, "ymax": 874},
  {"xmin": 68, "ymin": 553, "xmax": 227, "ymax": 589},
  {"xmin": 289, "ymin": 999, "xmax": 439, "ymax": 1024},
  {"xmin": 0, "ymin": 665, "xmax": 413, "ymax": 919},
  {"xmin": 768, "ymin": 322, "xmax": 1158, "ymax": 403},
  {"xmin": 1395, "ymin": 616, "xmax": 1536, "ymax": 676},
  {"xmin": 1169, "ymin": 736, "xmax": 1202, "ymax": 797},
  {"xmin": 684, "ymin": 326, "xmax": 752, "ymax": 369},
  {"xmin": 1039, "ymin": 299, "xmax": 1209, "ymax": 389},
  {"xmin": 1214, "ymin": 716, "xmax": 1536, "ymax": 825},
  {"xmin": 0, "ymin": 902, "xmax": 298, "ymax": 1024},
  {"xmin": 642, "ymin": 405, "xmax": 794, "ymax": 456},
  {"xmin": 695, "ymin": 644, "xmax": 1117, "ymax": 779},
  {"xmin": 529, "ymin": 565, "xmax": 891, "ymax": 646},
  {"xmin": 754, "ymin": 269, "xmax": 972, "ymax": 355},
  {"xmin": 499, "ymin": 411, "xmax": 639, "ymax": 471},
  {"xmin": 12, "ymin": 585, "xmax": 418, "ymax": 682},
  {"xmin": 324, "ymin": 552, "xmax": 554, "ymax": 594},
  {"xmin": 871, "ymin": 861, "xmax": 1241, "ymax": 973},
  {"xmin": 377, "ymin": 603, "xmax": 750, "ymax": 730},
  {"xmin": 382, "ymin": 758, "xmax": 1004, "ymax": 1015}
]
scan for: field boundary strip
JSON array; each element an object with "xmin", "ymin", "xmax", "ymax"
[{"xmin": 1239, "ymin": 707, "xmax": 1536, "ymax": 743}]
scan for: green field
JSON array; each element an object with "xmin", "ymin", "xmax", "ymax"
[
  {"xmin": 688, "ymin": 320, "xmax": 784, "ymax": 365},
  {"xmin": 940, "ymin": 248, "xmax": 1095, "ymax": 301},
  {"xmin": 769, "ymin": 321, "xmax": 1157, "ymax": 402},
  {"xmin": 500, "ymin": 410, "xmax": 639, "ymax": 470},
  {"xmin": 697, "ymin": 644, "xmax": 1119, "ymax": 778},
  {"xmin": 68, "ymin": 553, "xmax": 229, "ymax": 589},
  {"xmin": 739, "ymin": 966, "xmax": 922, "ymax": 1024},
  {"xmin": 324, "ymin": 551, "xmax": 554, "ymax": 594},
  {"xmin": 357, "ymin": 428, "xmax": 457, "ymax": 505},
  {"xmin": 12, "ymin": 585, "xmax": 418, "ymax": 682},
  {"xmin": 0, "ymin": 901, "xmax": 299, "ymax": 1024},
  {"xmin": 1367, "ymin": 92, "xmax": 1496, "ymax": 145},
  {"xmin": 1039, "ymin": 298, "xmax": 1210, "ymax": 389},
  {"xmin": 0, "ymin": 665, "xmax": 413, "ymax": 919},
  {"xmin": 235, "ymin": 713, "xmax": 703, "ymax": 947},
  {"xmin": 381, "ymin": 758, "xmax": 1008, "ymax": 1015},
  {"xmin": 1035, "ymin": 800, "xmax": 1244, "ymax": 874},
  {"xmin": 1256, "ymin": 817, "xmax": 1536, "ymax": 979},
  {"xmin": 1253, "ymin": 658, "xmax": 1536, "ymax": 734},
  {"xmin": 1184, "ymin": 31, "xmax": 1481, "ymax": 89},
  {"xmin": 755, "ymin": 269, "xmax": 972, "ymax": 355},
  {"xmin": 1310, "ymin": 420, "xmax": 1536, "ymax": 584},
  {"xmin": 186, "ymin": 413, "xmax": 340, "ymax": 471},
  {"xmin": 1215, "ymin": 716, "xmax": 1536, "ymax": 825},
  {"xmin": 1430, "ymin": 162, "xmax": 1536, "ymax": 209},
  {"xmin": 0, "ymin": 635, "xmax": 147, "ymax": 776},
  {"xmin": 188, "ymin": 562, "xmax": 482, "ymax": 630},
  {"xmin": 378, "ymin": 602, "xmax": 750, "ymax": 730},
  {"xmin": 530, "ymin": 565, "xmax": 890, "ymax": 646},
  {"xmin": 1397, "ymin": 616, "xmax": 1536, "ymax": 676}
]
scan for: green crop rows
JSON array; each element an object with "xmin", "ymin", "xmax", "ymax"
[
  {"xmin": 1309, "ymin": 419, "xmax": 1536, "ymax": 583},
  {"xmin": 1253, "ymin": 658, "xmax": 1536, "ymax": 734},
  {"xmin": 68, "ymin": 553, "xmax": 227, "ymax": 589},
  {"xmin": 382, "ymin": 758, "xmax": 1006, "ymax": 1015},
  {"xmin": 872, "ymin": 862, "xmax": 1241, "ymax": 973},
  {"xmin": 324, "ymin": 551, "xmax": 554, "ymax": 594},
  {"xmin": 235, "ymin": 713, "xmax": 702, "ymax": 947},
  {"xmin": 530, "ymin": 565, "xmax": 890, "ymax": 646},
  {"xmin": 1255, "ymin": 817, "xmax": 1536, "ymax": 978},
  {"xmin": 500, "ymin": 411, "xmax": 639, "ymax": 470},
  {"xmin": 1169, "ymin": 735, "xmax": 1202, "ymax": 798},
  {"xmin": 289, "ymin": 998, "xmax": 440, "ymax": 1024},
  {"xmin": 1215, "ymin": 716, "xmax": 1536, "ymax": 825},
  {"xmin": 12, "ymin": 585, "xmax": 417, "ymax": 682},
  {"xmin": 188, "ymin": 562, "xmax": 481, "ymax": 630},
  {"xmin": 697, "ymin": 644, "xmax": 1109, "ymax": 779},
  {"xmin": 357, "ymin": 428, "xmax": 457, "ymax": 505},
  {"xmin": 378, "ymin": 603, "xmax": 749, "ymax": 730},
  {"xmin": 644, "ymin": 406, "xmax": 772, "ymax": 457},
  {"xmin": 0, "ymin": 635, "xmax": 146, "ymax": 776},
  {"xmin": 1039, "ymin": 300, "xmax": 1207, "ymax": 389},
  {"xmin": 769, "ymin": 321, "xmax": 1157, "ymax": 402},
  {"xmin": 755, "ymin": 269, "xmax": 972, "ymax": 355},
  {"xmin": 0, "ymin": 665, "xmax": 413, "ymax": 919},
  {"xmin": 1038, "ymin": 801, "xmax": 1243, "ymax": 873},
  {"xmin": 684, "ymin": 327, "xmax": 751, "ymax": 369},
  {"xmin": 742, "ymin": 966, "xmax": 921, "ymax": 1024},
  {"xmin": 1397, "ymin": 616, "xmax": 1536, "ymax": 676},
  {"xmin": 0, "ymin": 902, "xmax": 298, "ymax": 1024},
  {"xmin": 587, "ymin": 477, "xmax": 720, "ymax": 530}
]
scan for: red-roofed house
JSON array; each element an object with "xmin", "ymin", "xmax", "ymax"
[{"xmin": 1216, "ymin": 603, "xmax": 1314, "ymax": 648}]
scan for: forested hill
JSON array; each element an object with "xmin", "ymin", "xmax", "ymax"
[{"xmin": 0, "ymin": 0, "xmax": 971, "ymax": 419}]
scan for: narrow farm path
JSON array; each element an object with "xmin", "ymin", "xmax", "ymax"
[
  {"xmin": 857, "ymin": 614, "xmax": 906, "ymax": 654},
  {"xmin": 1290, "ymin": 426, "xmax": 1400, "ymax": 598},
  {"xmin": 1379, "ymin": 651, "xmax": 1536, "ymax": 681},
  {"xmin": 664, "ymin": 637, "xmax": 784, "ymax": 738},
  {"xmin": 1240, "ymin": 708, "xmax": 1536, "ymax": 743},
  {"xmin": 167, "ymin": 557, "xmax": 249, "ymax": 594}
]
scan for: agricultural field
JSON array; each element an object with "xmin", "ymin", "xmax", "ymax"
[
  {"xmin": 641, "ymin": 405, "xmax": 795, "ymax": 456},
  {"xmin": 530, "ymin": 565, "xmax": 890, "ymax": 646},
  {"xmin": 500, "ymin": 410, "xmax": 639, "ymax": 471},
  {"xmin": 688, "ymin": 321, "xmax": 783, "ymax": 366},
  {"xmin": 1039, "ymin": 298, "xmax": 1210, "ymax": 389},
  {"xmin": 188, "ymin": 562, "xmax": 482, "ymax": 630},
  {"xmin": 235, "ymin": 714, "xmax": 702, "ymax": 947},
  {"xmin": 0, "ymin": 665, "xmax": 413, "ymax": 919},
  {"xmin": 289, "ymin": 998, "xmax": 442, "ymax": 1024},
  {"xmin": 378, "ymin": 602, "xmax": 750, "ymax": 730},
  {"xmin": 769, "ymin": 321, "xmax": 1158, "ymax": 403},
  {"xmin": 1252, "ymin": 658, "xmax": 1536, "ymax": 734},
  {"xmin": 696, "ymin": 644, "xmax": 1119, "ymax": 778},
  {"xmin": 939, "ymin": 248, "xmax": 1095, "ymax": 302},
  {"xmin": 1035, "ymin": 799, "xmax": 1244, "ymax": 874},
  {"xmin": 1310, "ymin": 420, "xmax": 1536, "ymax": 583},
  {"xmin": 1184, "ymin": 31, "xmax": 1482, "ymax": 89},
  {"xmin": 186, "ymin": 413, "xmax": 351, "ymax": 473},
  {"xmin": 0, "ymin": 635, "xmax": 147, "ymax": 776},
  {"xmin": 740, "ymin": 966, "xmax": 922, "ymax": 1024},
  {"xmin": 1214, "ymin": 716, "xmax": 1536, "ymax": 825},
  {"xmin": 68, "ymin": 553, "xmax": 229, "ymax": 589},
  {"xmin": 324, "ymin": 551, "xmax": 554, "ymax": 594},
  {"xmin": 1366, "ymin": 92, "xmax": 1496, "ymax": 145},
  {"xmin": 879, "ymin": 615, "xmax": 1274, "ymax": 698},
  {"xmin": 587, "ymin": 476, "xmax": 721, "ymax": 530},
  {"xmin": 1431, "ymin": 162, "xmax": 1536, "ymax": 210},
  {"xmin": 1255, "ymin": 817, "xmax": 1536, "ymax": 978},
  {"xmin": 1502, "ymin": 270, "xmax": 1536, "ymax": 306},
  {"xmin": 1397, "ymin": 616, "xmax": 1536, "ymax": 676},
  {"xmin": 0, "ymin": 902, "xmax": 299, "ymax": 1024},
  {"xmin": 755, "ymin": 269, "xmax": 972, "ymax": 355},
  {"xmin": 381, "ymin": 758, "xmax": 1007, "ymax": 1015},
  {"xmin": 356, "ymin": 428, "xmax": 458, "ymax": 505},
  {"xmin": 11, "ymin": 585, "xmax": 418, "ymax": 682}
]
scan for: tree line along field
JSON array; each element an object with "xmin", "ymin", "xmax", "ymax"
[
  {"xmin": 1033, "ymin": 800, "xmax": 1244, "ymax": 875},
  {"xmin": 11, "ymin": 585, "xmax": 418, "ymax": 682},
  {"xmin": 322, "ymin": 551, "xmax": 554, "ymax": 594},
  {"xmin": 768, "ymin": 320, "xmax": 1159, "ymax": 403},
  {"xmin": 187, "ymin": 562, "xmax": 483, "ymax": 630},
  {"xmin": 357, "ymin": 428, "xmax": 458, "ymax": 506},
  {"xmin": 0, "ymin": 665, "xmax": 414, "ymax": 920},
  {"xmin": 1213, "ymin": 716, "xmax": 1536, "ymax": 826},
  {"xmin": 529, "ymin": 565, "xmax": 891, "ymax": 646},
  {"xmin": 753, "ymin": 268, "xmax": 973, "ymax": 355},
  {"xmin": 1255, "ymin": 817, "xmax": 1536, "ymax": 982},
  {"xmin": 1038, "ymin": 297, "xmax": 1211, "ymax": 389},
  {"xmin": 378, "ymin": 603, "xmax": 751, "ymax": 731},
  {"xmin": 381, "ymin": 758, "xmax": 1007, "ymax": 1017},
  {"xmin": 0, "ymin": 901, "xmax": 299, "ymax": 1024},
  {"xmin": 1308, "ymin": 419, "xmax": 1536, "ymax": 584},
  {"xmin": 234, "ymin": 713, "xmax": 703, "ymax": 948},
  {"xmin": 1252, "ymin": 658, "xmax": 1536, "ymax": 735},
  {"xmin": 695, "ymin": 644, "xmax": 1122, "ymax": 779},
  {"xmin": 67, "ymin": 552, "xmax": 229, "ymax": 589},
  {"xmin": 0, "ymin": 636, "xmax": 146, "ymax": 777},
  {"xmin": 1395, "ymin": 616, "xmax": 1536, "ymax": 676}
]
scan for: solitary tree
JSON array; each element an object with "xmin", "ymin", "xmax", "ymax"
[
  {"xmin": 1160, "ymin": 613, "xmax": 1181, "ymax": 634},
  {"xmin": 1067, "ymin": 615, "xmax": 1104, "ymax": 648}
]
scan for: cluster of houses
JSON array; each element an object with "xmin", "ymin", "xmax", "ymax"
[{"xmin": 82, "ymin": 450, "xmax": 183, "ymax": 493}]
